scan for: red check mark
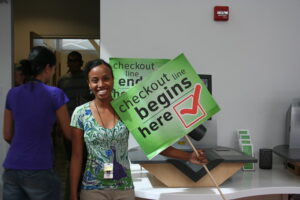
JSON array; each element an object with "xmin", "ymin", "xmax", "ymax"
[{"xmin": 180, "ymin": 84, "xmax": 201, "ymax": 115}]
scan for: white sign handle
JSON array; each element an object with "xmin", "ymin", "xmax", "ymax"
[{"xmin": 184, "ymin": 135, "xmax": 227, "ymax": 200}]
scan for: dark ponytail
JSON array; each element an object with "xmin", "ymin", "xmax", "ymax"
[
  {"xmin": 19, "ymin": 59, "xmax": 31, "ymax": 82},
  {"xmin": 21, "ymin": 46, "xmax": 56, "ymax": 81}
]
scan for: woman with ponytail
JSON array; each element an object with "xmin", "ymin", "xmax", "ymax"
[{"xmin": 2, "ymin": 46, "xmax": 71, "ymax": 200}]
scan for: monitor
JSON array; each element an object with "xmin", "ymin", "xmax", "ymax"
[
  {"xmin": 199, "ymin": 74, "xmax": 212, "ymax": 120},
  {"xmin": 199, "ymin": 74, "xmax": 212, "ymax": 94}
]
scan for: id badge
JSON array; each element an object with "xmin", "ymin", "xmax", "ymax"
[{"xmin": 104, "ymin": 163, "xmax": 113, "ymax": 179}]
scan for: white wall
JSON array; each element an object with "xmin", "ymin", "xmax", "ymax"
[
  {"xmin": 100, "ymin": 0, "xmax": 300, "ymax": 157},
  {"xmin": 0, "ymin": 0, "xmax": 12, "ymax": 194}
]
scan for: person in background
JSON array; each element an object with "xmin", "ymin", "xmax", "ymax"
[
  {"xmin": 57, "ymin": 51, "xmax": 91, "ymax": 200},
  {"xmin": 69, "ymin": 59, "xmax": 207, "ymax": 200},
  {"xmin": 57, "ymin": 51, "xmax": 92, "ymax": 160},
  {"xmin": 2, "ymin": 46, "xmax": 71, "ymax": 200},
  {"xmin": 14, "ymin": 63, "xmax": 25, "ymax": 86}
]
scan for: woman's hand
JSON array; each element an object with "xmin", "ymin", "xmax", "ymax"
[
  {"xmin": 188, "ymin": 149, "xmax": 208, "ymax": 165},
  {"xmin": 160, "ymin": 147, "xmax": 208, "ymax": 165}
]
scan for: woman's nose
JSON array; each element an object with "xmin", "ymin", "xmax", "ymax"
[{"xmin": 97, "ymin": 80, "xmax": 103, "ymax": 87}]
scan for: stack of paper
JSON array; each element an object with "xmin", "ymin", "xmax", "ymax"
[{"xmin": 237, "ymin": 129, "xmax": 255, "ymax": 170}]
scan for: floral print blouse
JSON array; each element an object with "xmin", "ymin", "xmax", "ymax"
[{"xmin": 70, "ymin": 102, "xmax": 134, "ymax": 190}]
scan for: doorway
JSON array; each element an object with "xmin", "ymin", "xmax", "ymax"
[
  {"xmin": 29, "ymin": 32, "xmax": 100, "ymax": 200},
  {"xmin": 11, "ymin": 1, "xmax": 100, "ymax": 199},
  {"xmin": 30, "ymin": 32, "xmax": 100, "ymax": 86}
]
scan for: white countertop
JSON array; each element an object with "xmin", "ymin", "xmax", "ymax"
[{"xmin": 131, "ymin": 164, "xmax": 300, "ymax": 200}]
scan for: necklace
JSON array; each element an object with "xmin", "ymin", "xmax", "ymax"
[{"xmin": 94, "ymin": 101, "xmax": 115, "ymax": 129}]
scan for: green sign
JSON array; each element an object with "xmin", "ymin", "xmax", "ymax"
[
  {"xmin": 111, "ymin": 53, "xmax": 220, "ymax": 159},
  {"xmin": 109, "ymin": 57, "xmax": 170, "ymax": 99}
]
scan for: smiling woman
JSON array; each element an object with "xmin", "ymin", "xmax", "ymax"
[{"xmin": 69, "ymin": 59, "xmax": 135, "ymax": 200}]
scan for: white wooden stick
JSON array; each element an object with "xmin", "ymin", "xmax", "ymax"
[{"xmin": 184, "ymin": 135, "xmax": 227, "ymax": 200}]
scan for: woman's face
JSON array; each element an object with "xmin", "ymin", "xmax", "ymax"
[
  {"xmin": 15, "ymin": 70, "xmax": 25, "ymax": 86},
  {"xmin": 88, "ymin": 64, "xmax": 114, "ymax": 101}
]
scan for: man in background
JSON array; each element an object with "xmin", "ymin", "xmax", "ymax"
[
  {"xmin": 57, "ymin": 51, "xmax": 91, "ymax": 199},
  {"xmin": 58, "ymin": 51, "xmax": 92, "ymax": 159}
]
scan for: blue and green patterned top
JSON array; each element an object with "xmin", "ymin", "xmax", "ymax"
[{"xmin": 70, "ymin": 102, "xmax": 134, "ymax": 190}]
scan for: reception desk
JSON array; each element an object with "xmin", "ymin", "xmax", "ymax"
[
  {"xmin": 129, "ymin": 146, "xmax": 300, "ymax": 200},
  {"xmin": 131, "ymin": 164, "xmax": 300, "ymax": 200},
  {"xmin": 129, "ymin": 146, "xmax": 257, "ymax": 187}
]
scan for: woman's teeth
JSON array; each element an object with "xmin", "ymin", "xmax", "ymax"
[{"xmin": 98, "ymin": 89, "xmax": 107, "ymax": 95}]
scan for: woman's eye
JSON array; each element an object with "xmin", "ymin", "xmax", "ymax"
[
  {"xmin": 103, "ymin": 76, "xmax": 111, "ymax": 81},
  {"xmin": 91, "ymin": 78, "xmax": 98, "ymax": 83}
]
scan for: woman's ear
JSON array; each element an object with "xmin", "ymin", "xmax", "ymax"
[
  {"xmin": 44, "ymin": 64, "xmax": 52, "ymax": 73},
  {"xmin": 87, "ymin": 80, "xmax": 93, "ymax": 95},
  {"xmin": 44, "ymin": 64, "xmax": 55, "ymax": 78}
]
